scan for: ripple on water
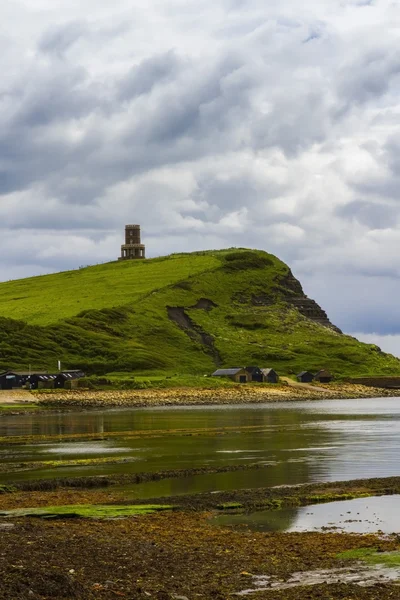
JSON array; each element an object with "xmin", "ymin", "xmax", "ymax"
[{"xmin": 41, "ymin": 442, "xmax": 131, "ymax": 455}]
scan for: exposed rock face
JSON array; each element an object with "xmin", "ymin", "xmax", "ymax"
[
  {"xmin": 235, "ymin": 270, "xmax": 341, "ymax": 333},
  {"xmin": 288, "ymin": 297, "xmax": 341, "ymax": 332},
  {"xmin": 251, "ymin": 294, "xmax": 274, "ymax": 307},
  {"xmin": 281, "ymin": 271, "xmax": 342, "ymax": 334},
  {"xmin": 279, "ymin": 271, "xmax": 342, "ymax": 334}
]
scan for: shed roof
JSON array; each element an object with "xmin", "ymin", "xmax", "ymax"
[
  {"xmin": 0, "ymin": 370, "xmax": 84, "ymax": 378},
  {"xmin": 260, "ymin": 368, "xmax": 277, "ymax": 375},
  {"xmin": 212, "ymin": 368, "xmax": 244, "ymax": 376},
  {"xmin": 297, "ymin": 371, "xmax": 314, "ymax": 377},
  {"xmin": 314, "ymin": 369, "xmax": 332, "ymax": 377},
  {"xmin": 0, "ymin": 371, "xmax": 49, "ymax": 377},
  {"xmin": 245, "ymin": 366, "xmax": 262, "ymax": 373},
  {"xmin": 56, "ymin": 372, "xmax": 83, "ymax": 379}
]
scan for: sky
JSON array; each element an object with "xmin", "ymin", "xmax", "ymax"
[{"xmin": 1, "ymin": 0, "xmax": 400, "ymax": 354}]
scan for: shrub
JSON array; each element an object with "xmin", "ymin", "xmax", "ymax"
[
  {"xmin": 173, "ymin": 281, "xmax": 192, "ymax": 290},
  {"xmin": 226, "ymin": 314, "xmax": 267, "ymax": 330},
  {"xmin": 223, "ymin": 251, "xmax": 273, "ymax": 272}
]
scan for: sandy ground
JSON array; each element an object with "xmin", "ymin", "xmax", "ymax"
[
  {"xmin": 280, "ymin": 377, "xmax": 330, "ymax": 393},
  {"xmin": 33, "ymin": 382, "xmax": 400, "ymax": 410},
  {"xmin": 0, "ymin": 389, "xmax": 35, "ymax": 404},
  {"xmin": 1, "ymin": 382, "xmax": 399, "ymax": 412}
]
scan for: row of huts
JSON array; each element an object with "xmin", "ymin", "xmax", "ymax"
[
  {"xmin": 212, "ymin": 367, "xmax": 278, "ymax": 383},
  {"xmin": 212, "ymin": 367, "xmax": 333, "ymax": 384},
  {"xmin": 297, "ymin": 370, "xmax": 333, "ymax": 383},
  {"xmin": 0, "ymin": 370, "xmax": 85, "ymax": 390}
]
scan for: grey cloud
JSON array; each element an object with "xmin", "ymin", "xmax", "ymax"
[
  {"xmin": 193, "ymin": 171, "xmax": 291, "ymax": 215},
  {"xmin": 303, "ymin": 32, "xmax": 321, "ymax": 43},
  {"xmin": 118, "ymin": 51, "xmax": 183, "ymax": 100},
  {"xmin": 39, "ymin": 21, "xmax": 88, "ymax": 56},
  {"xmin": 352, "ymin": 333, "xmax": 400, "ymax": 358},
  {"xmin": 353, "ymin": 177, "xmax": 400, "ymax": 201},
  {"xmin": 383, "ymin": 135, "xmax": 400, "ymax": 175},
  {"xmin": 300, "ymin": 273, "xmax": 400, "ymax": 335},
  {"xmin": 349, "ymin": 135, "xmax": 400, "ymax": 200},
  {"xmin": 335, "ymin": 201, "xmax": 398, "ymax": 229},
  {"xmin": 252, "ymin": 89, "xmax": 330, "ymax": 155},
  {"xmin": 335, "ymin": 48, "xmax": 400, "ymax": 116}
]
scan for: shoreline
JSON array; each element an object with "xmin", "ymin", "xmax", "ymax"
[
  {"xmin": 2, "ymin": 392, "xmax": 400, "ymax": 597},
  {"xmin": 3, "ymin": 472, "xmax": 400, "ymax": 510},
  {"xmin": 2, "ymin": 475, "xmax": 400, "ymax": 598},
  {"xmin": 2, "ymin": 383, "xmax": 400, "ymax": 416},
  {"xmin": 32, "ymin": 382, "xmax": 400, "ymax": 411}
]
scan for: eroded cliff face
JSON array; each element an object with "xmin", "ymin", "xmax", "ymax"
[
  {"xmin": 247, "ymin": 270, "xmax": 342, "ymax": 334},
  {"xmin": 279, "ymin": 271, "xmax": 342, "ymax": 334}
]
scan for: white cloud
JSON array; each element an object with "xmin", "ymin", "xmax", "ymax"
[
  {"xmin": 1, "ymin": 0, "xmax": 400, "ymax": 336},
  {"xmin": 351, "ymin": 333, "xmax": 400, "ymax": 359}
]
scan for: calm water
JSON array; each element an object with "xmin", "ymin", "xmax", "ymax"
[
  {"xmin": 214, "ymin": 495, "xmax": 400, "ymax": 534},
  {"xmin": 1, "ymin": 398, "xmax": 400, "ymax": 499}
]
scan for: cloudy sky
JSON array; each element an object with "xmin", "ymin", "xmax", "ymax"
[{"xmin": 1, "ymin": 0, "xmax": 400, "ymax": 353}]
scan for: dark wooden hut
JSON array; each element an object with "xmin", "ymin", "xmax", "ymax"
[
  {"xmin": 0, "ymin": 371, "xmax": 29, "ymax": 390},
  {"xmin": 54, "ymin": 371, "xmax": 83, "ymax": 389},
  {"xmin": 29, "ymin": 374, "xmax": 57, "ymax": 389},
  {"xmin": 314, "ymin": 369, "xmax": 333, "ymax": 383},
  {"xmin": 260, "ymin": 368, "xmax": 279, "ymax": 383},
  {"xmin": 0, "ymin": 369, "xmax": 85, "ymax": 390},
  {"xmin": 245, "ymin": 366, "xmax": 264, "ymax": 382},
  {"xmin": 297, "ymin": 371, "xmax": 315, "ymax": 383}
]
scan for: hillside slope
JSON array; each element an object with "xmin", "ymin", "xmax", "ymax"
[{"xmin": 0, "ymin": 248, "xmax": 398, "ymax": 377}]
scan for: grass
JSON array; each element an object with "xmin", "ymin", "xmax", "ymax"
[
  {"xmin": 0, "ymin": 253, "xmax": 220, "ymax": 325},
  {"xmin": 217, "ymin": 502, "xmax": 243, "ymax": 510},
  {"xmin": 338, "ymin": 548, "xmax": 400, "ymax": 567},
  {"xmin": 0, "ymin": 403, "xmax": 42, "ymax": 412},
  {"xmin": 0, "ymin": 247, "xmax": 400, "ymax": 377},
  {"xmin": 0, "ymin": 504, "xmax": 175, "ymax": 519},
  {"xmin": 0, "ymin": 485, "xmax": 17, "ymax": 494}
]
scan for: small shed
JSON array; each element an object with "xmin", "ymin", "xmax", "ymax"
[
  {"xmin": 0, "ymin": 371, "xmax": 32, "ymax": 389},
  {"xmin": 297, "ymin": 371, "xmax": 315, "ymax": 383},
  {"xmin": 212, "ymin": 368, "xmax": 249, "ymax": 383},
  {"xmin": 314, "ymin": 369, "xmax": 333, "ymax": 383},
  {"xmin": 261, "ymin": 368, "xmax": 279, "ymax": 383},
  {"xmin": 0, "ymin": 369, "xmax": 85, "ymax": 390},
  {"xmin": 29, "ymin": 374, "xmax": 57, "ymax": 390},
  {"xmin": 54, "ymin": 371, "xmax": 83, "ymax": 389},
  {"xmin": 245, "ymin": 366, "xmax": 263, "ymax": 382}
]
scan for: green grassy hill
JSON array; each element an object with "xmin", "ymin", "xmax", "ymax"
[{"xmin": 0, "ymin": 248, "xmax": 398, "ymax": 378}]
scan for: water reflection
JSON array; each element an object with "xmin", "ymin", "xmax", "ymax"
[
  {"xmin": 43, "ymin": 442, "xmax": 131, "ymax": 455},
  {"xmin": 1, "ymin": 398, "xmax": 400, "ymax": 498},
  {"xmin": 215, "ymin": 495, "xmax": 400, "ymax": 534}
]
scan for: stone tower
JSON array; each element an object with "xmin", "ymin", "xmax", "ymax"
[{"xmin": 119, "ymin": 224, "xmax": 146, "ymax": 260}]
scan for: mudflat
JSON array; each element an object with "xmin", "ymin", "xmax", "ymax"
[
  {"xmin": 2, "ymin": 477, "xmax": 400, "ymax": 599},
  {"xmin": 1, "ymin": 511, "xmax": 399, "ymax": 600}
]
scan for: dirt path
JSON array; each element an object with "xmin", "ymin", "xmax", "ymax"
[
  {"xmin": 280, "ymin": 376, "xmax": 331, "ymax": 393},
  {"xmin": 0, "ymin": 389, "xmax": 35, "ymax": 404}
]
